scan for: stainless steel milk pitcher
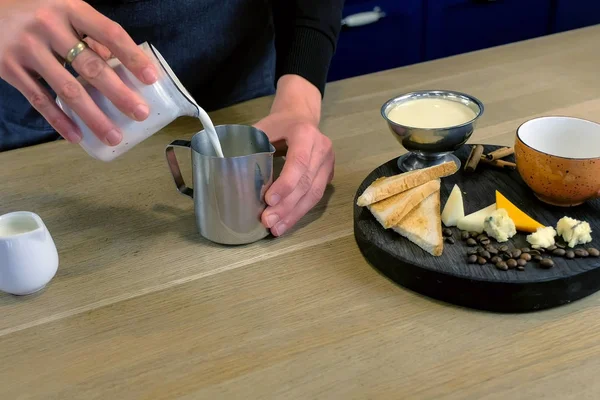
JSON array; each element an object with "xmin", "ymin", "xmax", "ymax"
[{"xmin": 165, "ymin": 124, "xmax": 275, "ymax": 245}]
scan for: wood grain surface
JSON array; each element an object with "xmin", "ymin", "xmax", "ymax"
[
  {"xmin": 3, "ymin": 26, "xmax": 600, "ymax": 399},
  {"xmin": 354, "ymin": 145, "xmax": 600, "ymax": 312}
]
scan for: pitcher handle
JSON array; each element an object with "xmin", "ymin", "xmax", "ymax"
[{"xmin": 165, "ymin": 140, "xmax": 194, "ymax": 198}]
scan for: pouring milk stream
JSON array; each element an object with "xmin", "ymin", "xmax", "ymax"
[{"xmin": 56, "ymin": 42, "xmax": 224, "ymax": 161}]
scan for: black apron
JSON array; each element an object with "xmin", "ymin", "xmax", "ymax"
[{"xmin": 0, "ymin": 0, "xmax": 276, "ymax": 152}]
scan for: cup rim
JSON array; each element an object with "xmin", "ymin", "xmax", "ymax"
[
  {"xmin": 516, "ymin": 115, "xmax": 600, "ymax": 161},
  {"xmin": 380, "ymin": 90, "xmax": 484, "ymax": 131},
  {"xmin": 192, "ymin": 124, "xmax": 276, "ymax": 159},
  {"xmin": 0, "ymin": 211, "xmax": 44, "ymax": 239},
  {"xmin": 147, "ymin": 42, "xmax": 198, "ymax": 111}
]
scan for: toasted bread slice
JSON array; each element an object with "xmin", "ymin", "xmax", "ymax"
[
  {"xmin": 357, "ymin": 161, "xmax": 457, "ymax": 207},
  {"xmin": 368, "ymin": 179, "xmax": 440, "ymax": 229},
  {"xmin": 392, "ymin": 189, "xmax": 443, "ymax": 257}
]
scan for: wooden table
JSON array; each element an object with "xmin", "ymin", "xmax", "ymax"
[{"xmin": 3, "ymin": 26, "xmax": 600, "ymax": 399}]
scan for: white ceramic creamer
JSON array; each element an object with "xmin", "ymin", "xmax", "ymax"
[
  {"xmin": 56, "ymin": 42, "xmax": 224, "ymax": 161},
  {"xmin": 0, "ymin": 212, "xmax": 59, "ymax": 296}
]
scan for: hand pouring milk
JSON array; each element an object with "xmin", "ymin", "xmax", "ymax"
[{"xmin": 56, "ymin": 42, "xmax": 224, "ymax": 161}]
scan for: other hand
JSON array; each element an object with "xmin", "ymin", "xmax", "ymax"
[
  {"xmin": 0, "ymin": 0, "xmax": 158, "ymax": 145},
  {"xmin": 255, "ymin": 111, "xmax": 334, "ymax": 237}
]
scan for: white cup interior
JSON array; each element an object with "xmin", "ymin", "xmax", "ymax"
[
  {"xmin": 518, "ymin": 116, "xmax": 600, "ymax": 159},
  {"xmin": 0, "ymin": 212, "xmax": 41, "ymax": 238}
]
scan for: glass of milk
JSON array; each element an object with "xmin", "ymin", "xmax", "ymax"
[{"xmin": 56, "ymin": 42, "xmax": 223, "ymax": 162}]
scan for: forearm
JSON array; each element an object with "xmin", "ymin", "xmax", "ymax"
[{"xmin": 272, "ymin": 0, "xmax": 345, "ymax": 98}]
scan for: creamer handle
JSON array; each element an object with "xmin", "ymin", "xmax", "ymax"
[{"xmin": 165, "ymin": 140, "xmax": 194, "ymax": 198}]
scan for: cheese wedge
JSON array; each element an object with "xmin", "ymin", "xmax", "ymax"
[
  {"xmin": 457, "ymin": 203, "xmax": 496, "ymax": 233},
  {"xmin": 392, "ymin": 190, "xmax": 443, "ymax": 257},
  {"xmin": 368, "ymin": 179, "xmax": 441, "ymax": 229},
  {"xmin": 495, "ymin": 190, "xmax": 543, "ymax": 233},
  {"xmin": 441, "ymin": 184, "xmax": 464, "ymax": 227}
]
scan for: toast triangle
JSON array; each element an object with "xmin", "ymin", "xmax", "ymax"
[
  {"xmin": 357, "ymin": 161, "xmax": 457, "ymax": 207},
  {"xmin": 392, "ymin": 189, "xmax": 444, "ymax": 257},
  {"xmin": 368, "ymin": 179, "xmax": 441, "ymax": 229}
]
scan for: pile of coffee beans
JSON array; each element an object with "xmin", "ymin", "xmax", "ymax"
[{"xmin": 443, "ymin": 229, "xmax": 599, "ymax": 272}]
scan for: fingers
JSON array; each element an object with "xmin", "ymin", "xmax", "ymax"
[
  {"xmin": 0, "ymin": 58, "xmax": 82, "ymax": 143},
  {"xmin": 264, "ymin": 126, "xmax": 315, "ymax": 206},
  {"xmin": 51, "ymin": 30, "xmax": 150, "ymax": 123},
  {"xmin": 83, "ymin": 37, "xmax": 113, "ymax": 61},
  {"xmin": 262, "ymin": 133, "xmax": 334, "ymax": 236},
  {"xmin": 262, "ymin": 156, "xmax": 321, "ymax": 230},
  {"xmin": 30, "ymin": 46, "xmax": 122, "ymax": 146},
  {"xmin": 268, "ymin": 158, "xmax": 333, "ymax": 237},
  {"xmin": 68, "ymin": 1, "xmax": 158, "ymax": 85}
]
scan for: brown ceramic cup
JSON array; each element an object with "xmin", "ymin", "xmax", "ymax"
[{"xmin": 515, "ymin": 116, "xmax": 600, "ymax": 207}]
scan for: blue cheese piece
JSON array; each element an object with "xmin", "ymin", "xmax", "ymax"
[
  {"xmin": 556, "ymin": 216, "xmax": 593, "ymax": 248},
  {"xmin": 526, "ymin": 226, "xmax": 557, "ymax": 249},
  {"xmin": 483, "ymin": 208, "xmax": 517, "ymax": 243}
]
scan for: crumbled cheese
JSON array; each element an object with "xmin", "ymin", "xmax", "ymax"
[
  {"xmin": 526, "ymin": 226, "xmax": 557, "ymax": 249},
  {"xmin": 556, "ymin": 216, "xmax": 593, "ymax": 248},
  {"xmin": 483, "ymin": 208, "xmax": 517, "ymax": 243}
]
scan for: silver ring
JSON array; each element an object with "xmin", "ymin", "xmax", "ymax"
[{"xmin": 65, "ymin": 41, "xmax": 88, "ymax": 64}]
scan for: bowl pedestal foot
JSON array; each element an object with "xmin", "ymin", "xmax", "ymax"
[{"xmin": 397, "ymin": 151, "xmax": 461, "ymax": 172}]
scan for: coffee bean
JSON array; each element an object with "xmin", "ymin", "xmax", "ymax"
[
  {"xmin": 470, "ymin": 231, "xmax": 479, "ymax": 238},
  {"xmin": 565, "ymin": 250, "xmax": 575, "ymax": 259},
  {"xmin": 467, "ymin": 248, "xmax": 478, "ymax": 256},
  {"xmin": 557, "ymin": 243, "xmax": 566, "ymax": 249},
  {"xmin": 533, "ymin": 255, "xmax": 543, "ymax": 262},
  {"xmin": 574, "ymin": 249, "xmax": 589, "ymax": 258},
  {"xmin": 499, "ymin": 245, "xmax": 509, "ymax": 252},
  {"xmin": 461, "ymin": 231, "xmax": 470, "ymax": 240},
  {"xmin": 530, "ymin": 250, "xmax": 541, "ymax": 256},
  {"xmin": 501, "ymin": 252, "xmax": 513, "ymax": 261},
  {"xmin": 496, "ymin": 261, "xmax": 508, "ymax": 271},
  {"xmin": 546, "ymin": 245, "xmax": 557, "ymax": 251},
  {"xmin": 477, "ymin": 234, "xmax": 487, "ymax": 241},
  {"xmin": 480, "ymin": 239, "xmax": 491, "ymax": 246},
  {"xmin": 588, "ymin": 248, "xmax": 600, "ymax": 257},
  {"xmin": 520, "ymin": 253, "xmax": 532, "ymax": 261},
  {"xmin": 517, "ymin": 266, "xmax": 525, "ymax": 271},
  {"xmin": 540, "ymin": 258, "xmax": 555, "ymax": 269},
  {"xmin": 491, "ymin": 256, "xmax": 502, "ymax": 264},
  {"xmin": 512, "ymin": 249, "xmax": 522, "ymax": 259},
  {"xmin": 480, "ymin": 251, "xmax": 491, "ymax": 260},
  {"xmin": 442, "ymin": 228, "xmax": 453, "ymax": 237},
  {"xmin": 485, "ymin": 244, "xmax": 498, "ymax": 254},
  {"xmin": 507, "ymin": 259, "xmax": 518, "ymax": 269},
  {"xmin": 520, "ymin": 247, "xmax": 531, "ymax": 253},
  {"xmin": 477, "ymin": 257, "xmax": 487, "ymax": 265},
  {"xmin": 517, "ymin": 259, "xmax": 527, "ymax": 267},
  {"xmin": 468, "ymin": 255, "xmax": 478, "ymax": 264},
  {"xmin": 445, "ymin": 237, "xmax": 455, "ymax": 244},
  {"xmin": 466, "ymin": 238, "xmax": 477, "ymax": 247},
  {"xmin": 552, "ymin": 248, "xmax": 566, "ymax": 257}
]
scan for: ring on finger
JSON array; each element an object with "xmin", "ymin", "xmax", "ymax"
[{"xmin": 65, "ymin": 41, "xmax": 88, "ymax": 64}]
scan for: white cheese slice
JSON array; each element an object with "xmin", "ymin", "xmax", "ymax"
[
  {"xmin": 441, "ymin": 184, "xmax": 465, "ymax": 227},
  {"xmin": 457, "ymin": 203, "xmax": 496, "ymax": 233}
]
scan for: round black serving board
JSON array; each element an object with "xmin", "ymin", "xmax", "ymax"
[{"xmin": 354, "ymin": 144, "xmax": 600, "ymax": 313}]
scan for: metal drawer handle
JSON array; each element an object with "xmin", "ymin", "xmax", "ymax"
[{"xmin": 341, "ymin": 7, "xmax": 386, "ymax": 28}]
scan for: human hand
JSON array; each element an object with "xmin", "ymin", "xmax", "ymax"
[
  {"xmin": 0, "ymin": 0, "xmax": 158, "ymax": 145},
  {"xmin": 255, "ymin": 112, "xmax": 335, "ymax": 237}
]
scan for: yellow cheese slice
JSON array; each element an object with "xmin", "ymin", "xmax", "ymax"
[{"xmin": 495, "ymin": 190, "xmax": 544, "ymax": 233}]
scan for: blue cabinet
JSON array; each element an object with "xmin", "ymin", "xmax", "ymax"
[
  {"xmin": 553, "ymin": 0, "xmax": 600, "ymax": 33},
  {"xmin": 424, "ymin": 0, "xmax": 552, "ymax": 61},
  {"xmin": 327, "ymin": 0, "xmax": 424, "ymax": 82},
  {"xmin": 327, "ymin": 1, "xmax": 598, "ymax": 82}
]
